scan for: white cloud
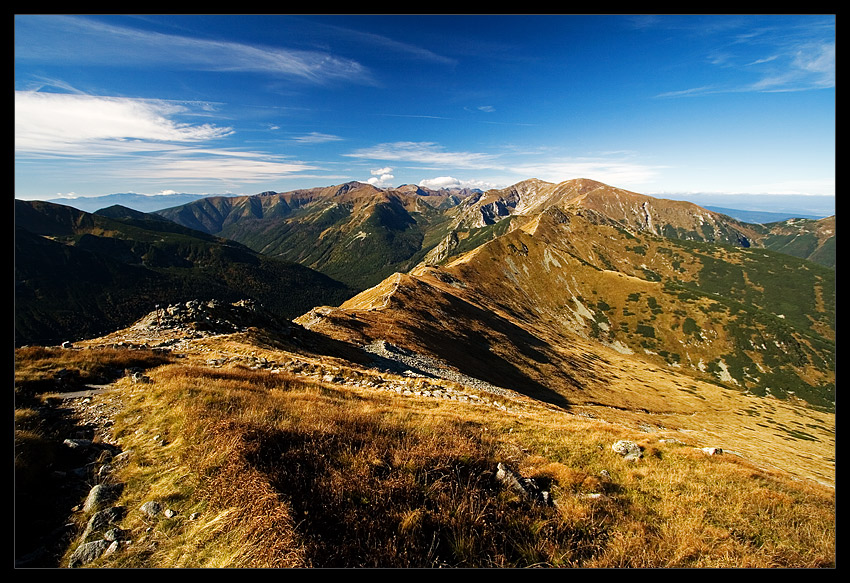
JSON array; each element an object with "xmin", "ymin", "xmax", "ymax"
[
  {"xmin": 117, "ymin": 152, "xmax": 317, "ymax": 185},
  {"xmin": 419, "ymin": 176, "xmax": 500, "ymax": 191},
  {"xmin": 419, "ymin": 176, "xmax": 462, "ymax": 189},
  {"xmin": 367, "ymin": 167, "xmax": 394, "ymax": 187},
  {"xmin": 507, "ymin": 158, "xmax": 666, "ymax": 189},
  {"xmin": 347, "ymin": 142, "xmax": 665, "ymax": 193},
  {"xmin": 15, "ymin": 91, "xmax": 233, "ymax": 156},
  {"xmin": 15, "ymin": 91, "xmax": 320, "ymax": 188},
  {"xmin": 291, "ymin": 132, "xmax": 344, "ymax": 144}
]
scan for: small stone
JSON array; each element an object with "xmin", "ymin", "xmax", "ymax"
[
  {"xmin": 578, "ymin": 492, "xmax": 608, "ymax": 500},
  {"xmin": 64, "ymin": 438, "xmax": 93, "ymax": 450},
  {"xmin": 140, "ymin": 500, "xmax": 162, "ymax": 518},
  {"xmin": 104, "ymin": 527, "xmax": 125, "ymax": 542}
]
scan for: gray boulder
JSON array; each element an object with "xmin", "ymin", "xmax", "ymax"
[
  {"xmin": 140, "ymin": 500, "xmax": 163, "ymax": 518},
  {"xmin": 68, "ymin": 539, "xmax": 110, "ymax": 568},
  {"xmin": 80, "ymin": 506, "xmax": 126, "ymax": 541},
  {"xmin": 495, "ymin": 462, "xmax": 551, "ymax": 506},
  {"xmin": 83, "ymin": 483, "xmax": 123, "ymax": 513},
  {"xmin": 612, "ymin": 440, "xmax": 643, "ymax": 461}
]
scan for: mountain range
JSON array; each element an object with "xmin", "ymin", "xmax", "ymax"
[
  {"xmin": 154, "ymin": 179, "xmax": 834, "ymax": 288},
  {"xmin": 16, "ymin": 178, "xmax": 835, "ymax": 411},
  {"xmin": 44, "ymin": 192, "xmax": 232, "ymax": 214}
]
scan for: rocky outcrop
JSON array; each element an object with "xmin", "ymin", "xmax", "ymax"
[
  {"xmin": 611, "ymin": 440, "xmax": 643, "ymax": 461},
  {"xmin": 131, "ymin": 298, "xmax": 293, "ymax": 338},
  {"xmin": 495, "ymin": 462, "xmax": 552, "ymax": 506},
  {"xmin": 423, "ymin": 231, "xmax": 460, "ymax": 265}
]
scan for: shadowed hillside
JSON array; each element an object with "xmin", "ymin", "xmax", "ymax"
[{"xmin": 15, "ymin": 200, "xmax": 355, "ymax": 346}]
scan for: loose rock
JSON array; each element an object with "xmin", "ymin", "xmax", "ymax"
[
  {"xmin": 612, "ymin": 440, "xmax": 643, "ymax": 461},
  {"xmin": 68, "ymin": 539, "xmax": 110, "ymax": 568},
  {"xmin": 82, "ymin": 483, "xmax": 123, "ymax": 513},
  {"xmin": 495, "ymin": 462, "xmax": 551, "ymax": 506},
  {"xmin": 140, "ymin": 500, "xmax": 162, "ymax": 518}
]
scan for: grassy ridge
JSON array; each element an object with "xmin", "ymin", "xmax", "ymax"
[{"xmin": 422, "ymin": 210, "xmax": 835, "ymax": 411}]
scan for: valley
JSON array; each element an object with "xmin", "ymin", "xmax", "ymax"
[{"xmin": 14, "ymin": 177, "xmax": 835, "ymax": 568}]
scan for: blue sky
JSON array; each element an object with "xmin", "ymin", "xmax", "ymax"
[{"xmin": 15, "ymin": 14, "xmax": 835, "ymax": 213}]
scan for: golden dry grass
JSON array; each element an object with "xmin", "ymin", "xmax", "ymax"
[{"xmin": 14, "ymin": 339, "xmax": 832, "ymax": 569}]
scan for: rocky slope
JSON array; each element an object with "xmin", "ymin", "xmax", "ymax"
[
  {"xmin": 156, "ymin": 178, "xmax": 828, "ymax": 293},
  {"xmin": 297, "ymin": 192, "xmax": 835, "ymax": 411},
  {"xmin": 753, "ymin": 215, "xmax": 835, "ymax": 267}
]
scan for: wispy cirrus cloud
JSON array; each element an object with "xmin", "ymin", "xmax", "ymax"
[
  {"xmin": 307, "ymin": 19, "xmax": 457, "ymax": 66},
  {"xmin": 14, "ymin": 15, "xmax": 373, "ymax": 86},
  {"xmin": 122, "ymin": 151, "xmax": 317, "ymax": 185},
  {"xmin": 346, "ymin": 140, "xmax": 665, "ymax": 191},
  {"xmin": 653, "ymin": 16, "xmax": 834, "ymax": 97},
  {"xmin": 290, "ymin": 132, "xmax": 344, "ymax": 144},
  {"xmin": 507, "ymin": 157, "xmax": 666, "ymax": 188}
]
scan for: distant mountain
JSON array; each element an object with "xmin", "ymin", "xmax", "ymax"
[
  {"xmin": 14, "ymin": 200, "xmax": 355, "ymax": 346},
  {"xmin": 297, "ymin": 179, "xmax": 835, "ymax": 411},
  {"xmin": 158, "ymin": 178, "xmax": 791, "ymax": 291},
  {"xmin": 41, "ymin": 192, "xmax": 239, "ymax": 213},
  {"xmin": 156, "ymin": 182, "xmax": 473, "ymax": 290},
  {"xmin": 665, "ymin": 193, "xmax": 835, "ymax": 220},
  {"xmin": 753, "ymin": 215, "xmax": 836, "ymax": 268}
]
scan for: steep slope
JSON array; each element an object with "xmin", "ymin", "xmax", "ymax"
[
  {"xmin": 450, "ymin": 178, "xmax": 761, "ymax": 246},
  {"xmin": 298, "ymin": 200, "xmax": 834, "ymax": 411},
  {"xmin": 156, "ymin": 182, "xmax": 465, "ymax": 290},
  {"xmin": 754, "ymin": 215, "xmax": 835, "ymax": 268},
  {"xmin": 15, "ymin": 200, "xmax": 354, "ymax": 346}
]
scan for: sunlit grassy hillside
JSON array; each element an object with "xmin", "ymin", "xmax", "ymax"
[{"xmin": 15, "ymin": 339, "xmax": 835, "ymax": 568}]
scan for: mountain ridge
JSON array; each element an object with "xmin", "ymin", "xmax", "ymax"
[
  {"xmin": 15, "ymin": 177, "xmax": 836, "ymax": 568},
  {"xmin": 295, "ymin": 180, "xmax": 835, "ymax": 412},
  {"xmin": 154, "ymin": 178, "xmax": 834, "ymax": 293}
]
